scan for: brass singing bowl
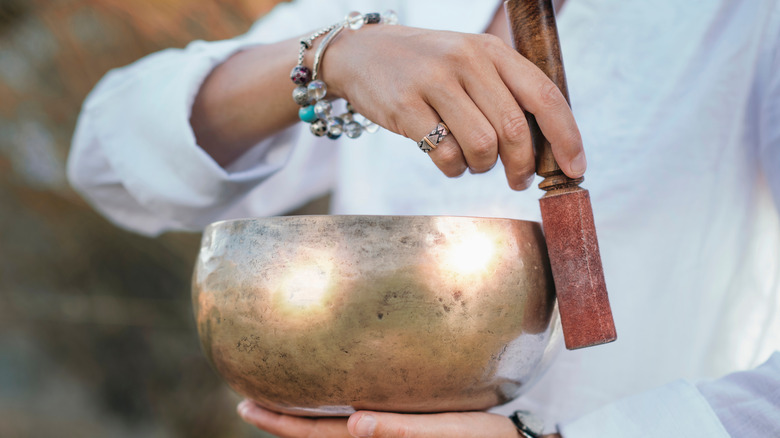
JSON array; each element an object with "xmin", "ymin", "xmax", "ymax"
[{"xmin": 193, "ymin": 215, "xmax": 561, "ymax": 416}]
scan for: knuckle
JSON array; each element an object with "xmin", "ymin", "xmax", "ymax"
[
  {"xmin": 396, "ymin": 92, "xmax": 421, "ymax": 112},
  {"xmin": 480, "ymin": 32, "xmax": 504, "ymax": 49},
  {"xmin": 425, "ymin": 76, "xmax": 452, "ymax": 97},
  {"xmin": 500, "ymin": 112, "xmax": 530, "ymax": 143},
  {"xmin": 466, "ymin": 128, "xmax": 498, "ymax": 159},
  {"xmin": 538, "ymin": 80, "xmax": 566, "ymax": 109},
  {"xmin": 441, "ymin": 38, "xmax": 468, "ymax": 64}
]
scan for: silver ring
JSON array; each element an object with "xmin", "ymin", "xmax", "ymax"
[{"xmin": 417, "ymin": 122, "xmax": 449, "ymax": 153}]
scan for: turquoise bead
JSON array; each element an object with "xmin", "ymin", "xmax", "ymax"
[{"xmin": 299, "ymin": 105, "xmax": 317, "ymax": 123}]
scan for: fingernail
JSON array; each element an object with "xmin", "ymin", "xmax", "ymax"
[
  {"xmin": 353, "ymin": 414, "xmax": 377, "ymax": 437},
  {"xmin": 237, "ymin": 400, "xmax": 252, "ymax": 418},
  {"xmin": 570, "ymin": 152, "xmax": 587, "ymax": 176}
]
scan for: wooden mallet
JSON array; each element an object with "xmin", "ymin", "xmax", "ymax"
[{"xmin": 505, "ymin": 0, "xmax": 617, "ymax": 349}]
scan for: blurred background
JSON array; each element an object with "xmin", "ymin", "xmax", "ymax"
[{"xmin": 0, "ymin": 0, "xmax": 323, "ymax": 436}]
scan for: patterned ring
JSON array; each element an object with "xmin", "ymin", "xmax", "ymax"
[{"xmin": 418, "ymin": 122, "xmax": 449, "ymax": 153}]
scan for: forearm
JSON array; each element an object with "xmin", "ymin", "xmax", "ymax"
[{"xmin": 190, "ymin": 35, "xmax": 303, "ymax": 167}]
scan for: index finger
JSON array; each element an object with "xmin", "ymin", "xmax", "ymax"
[{"xmin": 492, "ymin": 47, "xmax": 586, "ymax": 179}]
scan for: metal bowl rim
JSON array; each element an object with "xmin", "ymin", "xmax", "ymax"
[{"xmin": 206, "ymin": 214, "xmax": 542, "ymax": 229}]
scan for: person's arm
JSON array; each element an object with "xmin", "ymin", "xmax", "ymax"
[
  {"xmin": 67, "ymin": 1, "xmax": 342, "ymax": 235},
  {"xmin": 68, "ymin": 0, "xmax": 586, "ymax": 235},
  {"xmin": 189, "ymin": 35, "xmax": 302, "ymax": 168},
  {"xmin": 190, "ymin": 20, "xmax": 586, "ymax": 186}
]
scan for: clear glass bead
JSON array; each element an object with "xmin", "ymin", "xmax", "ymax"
[
  {"xmin": 346, "ymin": 11, "xmax": 364, "ymax": 30},
  {"xmin": 314, "ymin": 100, "xmax": 333, "ymax": 119},
  {"xmin": 327, "ymin": 117, "xmax": 344, "ymax": 137},
  {"xmin": 307, "ymin": 80, "xmax": 327, "ymax": 100},
  {"xmin": 340, "ymin": 112, "xmax": 354, "ymax": 123},
  {"xmin": 344, "ymin": 121, "xmax": 363, "ymax": 139},
  {"xmin": 381, "ymin": 10, "xmax": 399, "ymax": 25},
  {"xmin": 362, "ymin": 118, "xmax": 379, "ymax": 134},
  {"xmin": 292, "ymin": 86, "xmax": 309, "ymax": 106}
]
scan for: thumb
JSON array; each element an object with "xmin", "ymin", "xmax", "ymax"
[{"xmin": 346, "ymin": 411, "xmax": 518, "ymax": 438}]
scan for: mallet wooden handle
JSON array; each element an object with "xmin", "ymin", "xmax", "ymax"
[
  {"xmin": 506, "ymin": 0, "xmax": 617, "ymax": 349},
  {"xmin": 505, "ymin": 0, "xmax": 582, "ymax": 191}
]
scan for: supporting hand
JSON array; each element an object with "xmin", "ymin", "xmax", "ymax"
[{"xmin": 237, "ymin": 399, "xmax": 562, "ymax": 438}]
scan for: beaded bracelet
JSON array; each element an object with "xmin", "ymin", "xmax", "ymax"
[{"xmin": 290, "ymin": 10, "xmax": 398, "ymax": 140}]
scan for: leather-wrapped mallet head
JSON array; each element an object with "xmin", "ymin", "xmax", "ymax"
[{"xmin": 505, "ymin": 0, "xmax": 617, "ymax": 349}]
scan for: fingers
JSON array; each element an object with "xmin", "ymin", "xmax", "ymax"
[
  {"xmin": 346, "ymin": 411, "xmax": 519, "ymax": 438},
  {"xmin": 425, "ymin": 84, "xmax": 499, "ymax": 175},
  {"xmin": 237, "ymin": 400, "xmax": 352, "ymax": 438},
  {"xmin": 458, "ymin": 61, "xmax": 536, "ymax": 190},
  {"xmin": 403, "ymin": 104, "xmax": 468, "ymax": 178},
  {"xmin": 492, "ymin": 44, "xmax": 585, "ymax": 179},
  {"xmin": 376, "ymin": 30, "xmax": 584, "ymax": 187}
]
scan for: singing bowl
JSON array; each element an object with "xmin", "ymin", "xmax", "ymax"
[{"xmin": 193, "ymin": 215, "xmax": 561, "ymax": 416}]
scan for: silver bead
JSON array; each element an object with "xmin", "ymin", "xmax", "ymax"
[
  {"xmin": 310, "ymin": 119, "xmax": 327, "ymax": 137},
  {"xmin": 346, "ymin": 11, "xmax": 364, "ymax": 30},
  {"xmin": 307, "ymin": 80, "xmax": 327, "ymax": 100},
  {"xmin": 362, "ymin": 118, "xmax": 379, "ymax": 134},
  {"xmin": 292, "ymin": 86, "xmax": 310, "ymax": 106},
  {"xmin": 327, "ymin": 117, "xmax": 345, "ymax": 139},
  {"xmin": 314, "ymin": 100, "xmax": 333, "ymax": 119},
  {"xmin": 344, "ymin": 121, "xmax": 363, "ymax": 139},
  {"xmin": 381, "ymin": 10, "xmax": 399, "ymax": 25}
]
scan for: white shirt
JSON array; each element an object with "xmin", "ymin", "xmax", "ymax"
[{"xmin": 68, "ymin": 0, "xmax": 780, "ymax": 436}]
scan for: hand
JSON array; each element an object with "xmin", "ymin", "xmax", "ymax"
[
  {"xmin": 322, "ymin": 25, "xmax": 585, "ymax": 190},
  {"xmin": 238, "ymin": 399, "xmax": 562, "ymax": 438}
]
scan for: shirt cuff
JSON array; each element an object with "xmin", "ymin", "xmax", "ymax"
[{"xmin": 558, "ymin": 380, "xmax": 730, "ymax": 438}]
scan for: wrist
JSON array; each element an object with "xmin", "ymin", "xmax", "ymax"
[
  {"xmin": 292, "ymin": 11, "xmax": 396, "ymax": 140},
  {"xmin": 312, "ymin": 18, "xmax": 399, "ymax": 102}
]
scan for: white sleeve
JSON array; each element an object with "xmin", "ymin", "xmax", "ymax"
[
  {"xmin": 66, "ymin": 0, "xmax": 350, "ymax": 236},
  {"xmin": 696, "ymin": 353, "xmax": 780, "ymax": 437},
  {"xmin": 558, "ymin": 353, "xmax": 780, "ymax": 438}
]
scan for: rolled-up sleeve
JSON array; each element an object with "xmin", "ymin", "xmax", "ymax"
[{"xmin": 67, "ymin": 0, "xmax": 348, "ymax": 235}]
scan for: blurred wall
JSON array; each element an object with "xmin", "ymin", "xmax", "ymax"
[{"xmin": 0, "ymin": 1, "xmax": 296, "ymax": 436}]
